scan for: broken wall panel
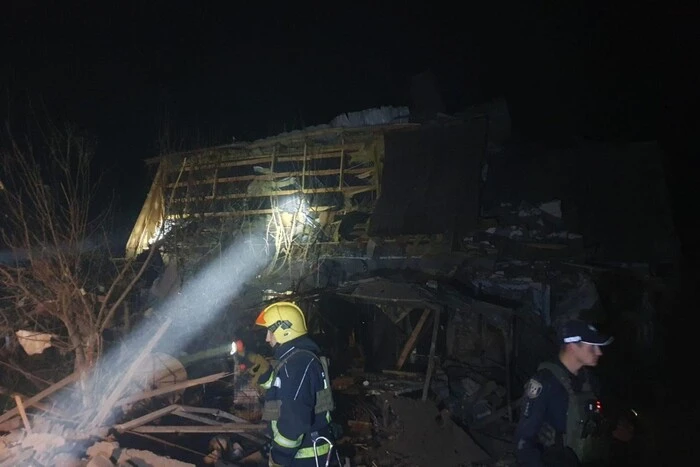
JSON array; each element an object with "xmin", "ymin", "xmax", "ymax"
[
  {"xmin": 369, "ymin": 118, "xmax": 486, "ymax": 237},
  {"xmin": 125, "ymin": 125, "xmax": 401, "ymax": 260}
]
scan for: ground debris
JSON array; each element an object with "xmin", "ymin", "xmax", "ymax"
[{"xmin": 354, "ymin": 395, "xmax": 491, "ymax": 467}]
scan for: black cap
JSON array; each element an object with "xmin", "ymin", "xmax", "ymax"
[{"xmin": 560, "ymin": 320, "xmax": 613, "ymax": 346}]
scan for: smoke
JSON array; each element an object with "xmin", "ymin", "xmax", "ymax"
[{"xmin": 74, "ymin": 233, "xmax": 269, "ymax": 428}]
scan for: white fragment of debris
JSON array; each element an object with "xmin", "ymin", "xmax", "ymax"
[
  {"xmin": 508, "ymin": 228, "xmax": 524, "ymax": 238},
  {"xmin": 21, "ymin": 432, "xmax": 66, "ymax": 451},
  {"xmin": 539, "ymin": 199, "xmax": 562, "ymax": 218},
  {"xmin": 15, "ymin": 330, "xmax": 54, "ymax": 355},
  {"xmin": 86, "ymin": 441, "xmax": 118, "ymax": 459},
  {"xmin": 485, "ymin": 227, "xmax": 496, "ymax": 234}
]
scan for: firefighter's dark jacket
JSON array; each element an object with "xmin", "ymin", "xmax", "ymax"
[
  {"xmin": 257, "ymin": 335, "xmax": 332, "ymax": 465},
  {"xmin": 514, "ymin": 361, "xmax": 601, "ymax": 467}
]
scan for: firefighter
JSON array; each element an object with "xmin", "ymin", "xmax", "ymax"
[
  {"xmin": 235, "ymin": 301, "xmax": 337, "ymax": 467},
  {"xmin": 514, "ymin": 320, "xmax": 614, "ymax": 467}
]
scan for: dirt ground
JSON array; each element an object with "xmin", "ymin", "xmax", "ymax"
[{"xmin": 362, "ymin": 395, "xmax": 490, "ymax": 467}]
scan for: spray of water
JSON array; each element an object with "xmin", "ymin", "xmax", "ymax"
[{"xmin": 68, "ymin": 233, "xmax": 270, "ymax": 429}]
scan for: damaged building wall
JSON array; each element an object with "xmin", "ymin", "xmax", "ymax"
[
  {"xmin": 125, "ymin": 108, "xmax": 489, "ymax": 293},
  {"xmin": 481, "ymin": 140, "xmax": 678, "ymax": 267}
]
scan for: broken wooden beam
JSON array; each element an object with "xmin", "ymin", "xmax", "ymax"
[
  {"xmin": 422, "ymin": 308, "xmax": 441, "ymax": 401},
  {"xmin": 0, "ymin": 371, "xmax": 80, "ymax": 425},
  {"xmin": 13, "ymin": 395, "xmax": 31, "ymax": 433},
  {"xmin": 131, "ymin": 423, "xmax": 265, "ymax": 434},
  {"xmin": 114, "ymin": 404, "xmax": 180, "ymax": 432},
  {"xmin": 173, "ymin": 409, "xmax": 266, "ymax": 444},
  {"xmin": 115, "ymin": 372, "xmax": 231, "ymax": 408},
  {"xmin": 396, "ymin": 308, "xmax": 431, "ymax": 370},
  {"xmin": 0, "ymin": 387, "xmax": 65, "ymax": 417},
  {"xmin": 175, "ymin": 405, "xmax": 248, "ymax": 423}
]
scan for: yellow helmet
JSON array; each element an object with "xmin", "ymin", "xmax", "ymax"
[{"xmin": 255, "ymin": 301, "xmax": 308, "ymax": 344}]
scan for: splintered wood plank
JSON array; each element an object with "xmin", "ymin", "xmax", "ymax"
[
  {"xmin": 170, "ymin": 184, "xmax": 373, "ymax": 203},
  {"xmin": 115, "ymin": 372, "xmax": 231, "ymax": 407},
  {"xmin": 165, "ymin": 167, "xmax": 372, "ymax": 189},
  {"xmin": 0, "ymin": 372, "xmax": 80, "ymax": 425},
  {"xmin": 422, "ymin": 308, "xmax": 441, "ymax": 401},
  {"xmin": 13, "ymin": 395, "xmax": 32, "ymax": 433},
  {"xmin": 131, "ymin": 423, "xmax": 266, "ymax": 434},
  {"xmin": 396, "ymin": 309, "xmax": 431, "ymax": 370},
  {"xmin": 114, "ymin": 404, "xmax": 180, "ymax": 432},
  {"xmin": 173, "ymin": 409, "xmax": 265, "ymax": 444}
]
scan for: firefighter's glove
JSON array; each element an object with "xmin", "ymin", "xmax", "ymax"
[
  {"xmin": 246, "ymin": 352, "xmax": 270, "ymax": 375},
  {"xmin": 234, "ymin": 348, "xmax": 268, "ymax": 373}
]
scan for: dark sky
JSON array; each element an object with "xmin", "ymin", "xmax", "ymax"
[{"xmin": 0, "ymin": 1, "xmax": 681, "ymax": 235}]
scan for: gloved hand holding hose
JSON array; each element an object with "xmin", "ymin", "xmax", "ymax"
[{"xmin": 230, "ymin": 339, "xmax": 271, "ymax": 385}]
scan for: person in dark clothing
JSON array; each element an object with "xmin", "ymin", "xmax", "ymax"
[
  {"xmin": 514, "ymin": 320, "xmax": 614, "ymax": 467},
  {"xmin": 236, "ymin": 301, "xmax": 337, "ymax": 467}
]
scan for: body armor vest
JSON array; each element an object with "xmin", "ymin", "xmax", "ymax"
[
  {"xmin": 262, "ymin": 349, "xmax": 335, "ymax": 422},
  {"xmin": 537, "ymin": 362, "xmax": 610, "ymax": 464}
]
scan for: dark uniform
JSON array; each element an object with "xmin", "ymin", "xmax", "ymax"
[
  {"xmin": 257, "ymin": 335, "xmax": 335, "ymax": 466},
  {"xmin": 514, "ymin": 360, "xmax": 610, "ymax": 467}
]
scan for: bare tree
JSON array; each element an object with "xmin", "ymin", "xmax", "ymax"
[{"xmin": 0, "ymin": 118, "xmax": 156, "ymax": 378}]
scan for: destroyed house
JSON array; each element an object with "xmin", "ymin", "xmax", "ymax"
[{"xmin": 126, "ymin": 107, "xmax": 488, "ymax": 282}]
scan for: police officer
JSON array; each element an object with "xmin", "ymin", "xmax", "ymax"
[
  {"xmin": 236, "ymin": 302, "xmax": 337, "ymax": 467},
  {"xmin": 514, "ymin": 320, "xmax": 614, "ymax": 467}
]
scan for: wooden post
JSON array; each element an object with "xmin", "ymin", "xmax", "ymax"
[
  {"xmin": 421, "ymin": 308, "xmax": 441, "ymax": 401},
  {"xmin": 13, "ymin": 395, "xmax": 31, "ymax": 433},
  {"xmin": 396, "ymin": 308, "xmax": 431, "ymax": 370}
]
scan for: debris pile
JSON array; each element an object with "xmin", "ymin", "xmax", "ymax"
[
  {"xmin": 465, "ymin": 199, "xmax": 583, "ymax": 260},
  {"xmin": 344, "ymin": 395, "xmax": 490, "ymax": 467},
  {"xmin": 0, "ymin": 428, "xmax": 197, "ymax": 466}
]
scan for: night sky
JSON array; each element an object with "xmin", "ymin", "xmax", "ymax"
[{"xmin": 0, "ymin": 1, "xmax": 690, "ymax": 255}]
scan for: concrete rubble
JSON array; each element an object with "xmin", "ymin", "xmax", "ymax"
[{"xmin": 0, "ymin": 428, "xmax": 195, "ymax": 466}]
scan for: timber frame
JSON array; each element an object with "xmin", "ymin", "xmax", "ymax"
[{"xmin": 126, "ymin": 123, "xmax": 420, "ymax": 275}]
